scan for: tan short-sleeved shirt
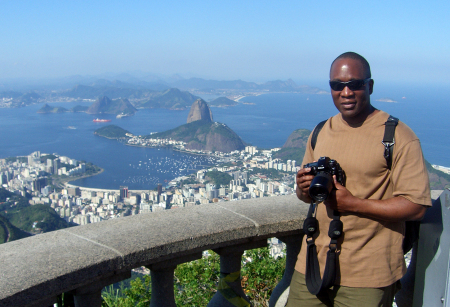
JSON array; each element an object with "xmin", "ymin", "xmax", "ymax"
[{"xmin": 295, "ymin": 110, "xmax": 432, "ymax": 288}]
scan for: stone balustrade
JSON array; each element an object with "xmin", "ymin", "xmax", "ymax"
[
  {"xmin": 1, "ymin": 190, "xmax": 447, "ymax": 307},
  {"xmin": 0, "ymin": 194, "xmax": 307, "ymax": 307}
]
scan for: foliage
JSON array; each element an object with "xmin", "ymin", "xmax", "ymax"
[
  {"xmin": 3, "ymin": 203, "xmax": 71, "ymax": 232},
  {"xmin": 40, "ymin": 154, "xmax": 58, "ymax": 162},
  {"xmin": 94, "ymin": 125, "xmax": 131, "ymax": 139},
  {"xmin": 179, "ymin": 177, "xmax": 197, "ymax": 186},
  {"xmin": 84, "ymin": 162, "xmax": 102, "ymax": 175},
  {"xmin": 272, "ymin": 147, "xmax": 305, "ymax": 164},
  {"xmin": 174, "ymin": 252, "xmax": 221, "ymax": 306},
  {"xmin": 102, "ymin": 275, "xmax": 152, "ymax": 307},
  {"xmin": 241, "ymin": 248, "xmax": 285, "ymax": 305},
  {"xmin": 5, "ymin": 156, "xmax": 27, "ymax": 163},
  {"xmin": 247, "ymin": 167, "xmax": 285, "ymax": 180},
  {"xmin": 101, "ymin": 247, "xmax": 285, "ymax": 306},
  {"xmin": 206, "ymin": 170, "xmax": 232, "ymax": 187},
  {"xmin": 0, "ymin": 215, "xmax": 31, "ymax": 243}
]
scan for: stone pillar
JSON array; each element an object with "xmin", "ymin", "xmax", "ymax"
[
  {"xmin": 208, "ymin": 240, "xmax": 267, "ymax": 307},
  {"xmin": 147, "ymin": 252, "xmax": 202, "ymax": 307},
  {"xmin": 72, "ymin": 271, "xmax": 131, "ymax": 307},
  {"xmin": 269, "ymin": 234, "xmax": 303, "ymax": 307}
]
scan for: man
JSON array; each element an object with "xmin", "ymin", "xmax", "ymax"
[{"xmin": 286, "ymin": 52, "xmax": 432, "ymax": 306}]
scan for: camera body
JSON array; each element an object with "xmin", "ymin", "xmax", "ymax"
[{"xmin": 303, "ymin": 156, "xmax": 345, "ymax": 202}]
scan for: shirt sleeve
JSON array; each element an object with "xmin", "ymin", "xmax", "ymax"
[{"xmin": 391, "ymin": 138, "xmax": 432, "ymax": 207}]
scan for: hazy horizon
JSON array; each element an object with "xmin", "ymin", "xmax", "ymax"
[{"xmin": 1, "ymin": 1, "xmax": 449, "ymax": 88}]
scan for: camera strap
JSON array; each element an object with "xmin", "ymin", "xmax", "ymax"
[{"xmin": 304, "ymin": 202, "xmax": 343, "ymax": 295}]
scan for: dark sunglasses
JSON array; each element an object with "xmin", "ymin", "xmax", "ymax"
[{"xmin": 329, "ymin": 78, "xmax": 371, "ymax": 91}]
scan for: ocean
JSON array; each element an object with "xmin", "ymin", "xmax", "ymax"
[{"xmin": 0, "ymin": 84, "xmax": 448, "ymax": 190}]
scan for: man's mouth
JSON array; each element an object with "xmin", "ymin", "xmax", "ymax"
[{"xmin": 341, "ymin": 102, "xmax": 356, "ymax": 109}]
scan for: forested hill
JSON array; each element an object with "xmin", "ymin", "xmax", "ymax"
[
  {"xmin": 94, "ymin": 125, "xmax": 131, "ymax": 139},
  {"xmin": 0, "ymin": 188, "xmax": 72, "ymax": 244},
  {"xmin": 149, "ymin": 120, "xmax": 246, "ymax": 152}
]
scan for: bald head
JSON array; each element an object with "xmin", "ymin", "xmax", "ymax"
[{"xmin": 330, "ymin": 52, "xmax": 371, "ymax": 79}]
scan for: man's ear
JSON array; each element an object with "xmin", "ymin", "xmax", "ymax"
[{"xmin": 369, "ymin": 79, "xmax": 374, "ymax": 95}]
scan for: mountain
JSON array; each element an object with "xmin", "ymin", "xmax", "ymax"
[
  {"xmin": 170, "ymin": 77, "xmax": 326, "ymax": 94},
  {"xmin": 71, "ymin": 105, "xmax": 90, "ymax": 112},
  {"xmin": 172, "ymin": 78, "xmax": 259, "ymax": 90},
  {"xmin": 37, "ymin": 103, "xmax": 68, "ymax": 114},
  {"xmin": 208, "ymin": 97, "xmax": 238, "ymax": 107},
  {"xmin": 187, "ymin": 99, "xmax": 213, "ymax": 123},
  {"xmin": 271, "ymin": 128, "xmax": 311, "ymax": 163},
  {"xmin": 62, "ymin": 82, "xmax": 165, "ymax": 100},
  {"xmin": 136, "ymin": 88, "xmax": 200, "ymax": 110},
  {"xmin": 0, "ymin": 91, "xmax": 41, "ymax": 107},
  {"xmin": 86, "ymin": 96, "xmax": 137, "ymax": 115},
  {"xmin": 282, "ymin": 129, "xmax": 310, "ymax": 148},
  {"xmin": 150, "ymin": 120, "xmax": 245, "ymax": 152}
]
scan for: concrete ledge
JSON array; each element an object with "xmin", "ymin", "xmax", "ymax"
[{"xmin": 0, "ymin": 195, "xmax": 307, "ymax": 306}]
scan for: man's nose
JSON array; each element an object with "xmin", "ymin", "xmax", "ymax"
[{"xmin": 341, "ymin": 86, "xmax": 354, "ymax": 96}]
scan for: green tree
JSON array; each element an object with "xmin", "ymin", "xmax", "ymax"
[{"xmin": 101, "ymin": 247, "xmax": 285, "ymax": 306}]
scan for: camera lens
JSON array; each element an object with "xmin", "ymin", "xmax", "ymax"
[{"xmin": 309, "ymin": 172, "xmax": 333, "ymax": 202}]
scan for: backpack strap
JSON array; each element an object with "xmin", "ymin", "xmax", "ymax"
[
  {"xmin": 382, "ymin": 115, "xmax": 399, "ymax": 170},
  {"xmin": 311, "ymin": 120, "xmax": 327, "ymax": 150}
]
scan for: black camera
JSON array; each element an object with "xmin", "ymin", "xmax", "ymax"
[{"xmin": 303, "ymin": 156, "xmax": 345, "ymax": 202}]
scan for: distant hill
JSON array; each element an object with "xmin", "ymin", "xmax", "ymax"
[
  {"xmin": 136, "ymin": 88, "xmax": 200, "ymax": 110},
  {"xmin": 62, "ymin": 82, "xmax": 163, "ymax": 100},
  {"xmin": 94, "ymin": 125, "xmax": 131, "ymax": 139},
  {"xmin": 171, "ymin": 77, "xmax": 326, "ymax": 93},
  {"xmin": 87, "ymin": 96, "xmax": 137, "ymax": 115},
  {"xmin": 208, "ymin": 97, "xmax": 238, "ymax": 107},
  {"xmin": 150, "ymin": 120, "xmax": 246, "ymax": 152},
  {"xmin": 0, "ymin": 91, "xmax": 41, "ymax": 107},
  {"xmin": 71, "ymin": 105, "xmax": 89, "ymax": 112},
  {"xmin": 172, "ymin": 78, "xmax": 259, "ymax": 90},
  {"xmin": 37, "ymin": 103, "xmax": 68, "ymax": 114}
]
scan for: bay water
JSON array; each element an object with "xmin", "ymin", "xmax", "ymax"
[{"xmin": 0, "ymin": 84, "xmax": 447, "ymax": 190}]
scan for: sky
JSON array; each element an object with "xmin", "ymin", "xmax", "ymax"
[{"xmin": 1, "ymin": 1, "xmax": 450, "ymax": 86}]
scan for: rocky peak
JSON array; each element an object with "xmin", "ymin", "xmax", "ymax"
[{"xmin": 186, "ymin": 99, "xmax": 213, "ymax": 123}]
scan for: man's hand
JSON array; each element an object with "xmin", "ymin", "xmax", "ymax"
[
  {"xmin": 324, "ymin": 175, "xmax": 357, "ymax": 212},
  {"xmin": 325, "ymin": 176, "xmax": 427, "ymax": 221},
  {"xmin": 296, "ymin": 167, "xmax": 314, "ymax": 203}
]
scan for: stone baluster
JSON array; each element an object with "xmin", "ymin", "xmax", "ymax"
[
  {"xmin": 147, "ymin": 252, "xmax": 202, "ymax": 307},
  {"xmin": 72, "ymin": 271, "xmax": 131, "ymax": 307},
  {"xmin": 269, "ymin": 234, "xmax": 303, "ymax": 307},
  {"xmin": 208, "ymin": 240, "xmax": 267, "ymax": 307}
]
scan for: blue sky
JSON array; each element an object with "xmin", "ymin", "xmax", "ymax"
[{"xmin": 1, "ymin": 1, "xmax": 449, "ymax": 85}]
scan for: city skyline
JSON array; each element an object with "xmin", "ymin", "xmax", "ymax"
[{"xmin": 1, "ymin": 1, "xmax": 449, "ymax": 87}]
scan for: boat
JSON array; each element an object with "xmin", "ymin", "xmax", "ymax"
[
  {"xmin": 93, "ymin": 118, "xmax": 111, "ymax": 123},
  {"xmin": 116, "ymin": 113, "xmax": 131, "ymax": 119}
]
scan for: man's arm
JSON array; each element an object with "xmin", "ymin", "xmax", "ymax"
[{"xmin": 326, "ymin": 179, "xmax": 427, "ymax": 222}]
